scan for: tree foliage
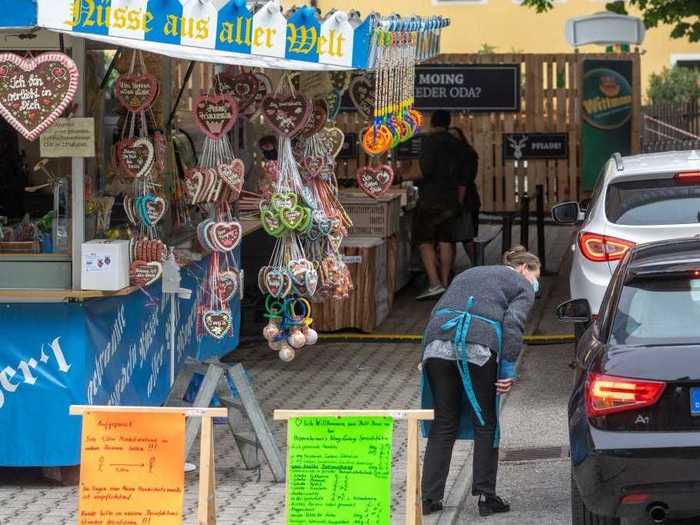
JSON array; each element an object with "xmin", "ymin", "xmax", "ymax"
[
  {"xmin": 648, "ymin": 66, "xmax": 700, "ymax": 104},
  {"xmin": 520, "ymin": 0, "xmax": 700, "ymax": 42}
]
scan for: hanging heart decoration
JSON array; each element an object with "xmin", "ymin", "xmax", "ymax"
[
  {"xmin": 329, "ymin": 71, "xmax": 352, "ymax": 92},
  {"xmin": 265, "ymin": 270, "xmax": 293, "ymax": 299},
  {"xmin": 262, "ymin": 94, "xmax": 312, "ymax": 138},
  {"xmin": 357, "ymin": 164, "xmax": 395, "ymax": 199},
  {"xmin": 193, "ymin": 94, "xmax": 239, "ymax": 140},
  {"xmin": 271, "ymin": 192, "xmax": 298, "ymax": 212},
  {"xmin": 118, "ymin": 137, "xmax": 155, "ymax": 178},
  {"xmin": 129, "ymin": 261, "xmax": 163, "ymax": 287},
  {"xmin": 217, "ymin": 270, "xmax": 240, "ymax": 302},
  {"xmin": 216, "ymin": 71, "xmax": 258, "ymax": 112},
  {"xmin": 210, "ymin": 221, "xmax": 242, "ymax": 252},
  {"xmin": 261, "ymin": 209, "xmax": 285, "ymax": 237},
  {"xmin": 217, "ymin": 159, "xmax": 245, "ymax": 199},
  {"xmin": 302, "ymin": 99, "xmax": 328, "ymax": 138},
  {"xmin": 349, "ymin": 75, "xmax": 375, "ymax": 120},
  {"xmin": 241, "ymin": 72, "xmax": 273, "ymax": 120},
  {"xmin": 303, "ymin": 156, "xmax": 326, "ymax": 178},
  {"xmin": 202, "ymin": 310, "xmax": 232, "ymax": 340},
  {"xmin": 0, "ymin": 52, "xmax": 79, "ymax": 141},
  {"xmin": 317, "ymin": 126, "xmax": 345, "ymax": 158},
  {"xmin": 325, "ymin": 91, "xmax": 342, "ymax": 121},
  {"xmin": 280, "ymin": 206, "xmax": 305, "ymax": 230},
  {"xmin": 145, "ymin": 196, "xmax": 168, "ymax": 225},
  {"xmin": 115, "ymin": 73, "xmax": 158, "ymax": 113}
]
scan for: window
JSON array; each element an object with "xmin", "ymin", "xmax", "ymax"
[
  {"xmin": 611, "ymin": 277, "xmax": 700, "ymax": 346},
  {"xmin": 671, "ymin": 54, "xmax": 700, "ymax": 71},
  {"xmin": 605, "ymin": 177, "xmax": 700, "ymax": 225}
]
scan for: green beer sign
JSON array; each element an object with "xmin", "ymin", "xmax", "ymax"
[{"xmin": 582, "ymin": 68, "xmax": 633, "ymax": 130}]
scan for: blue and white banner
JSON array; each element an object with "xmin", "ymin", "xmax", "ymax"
[
  {"xmin": 37, "ymin": 0, "xmax": 371, "ymax": 70},
  {"xmin": 0, "ymin": 255, "xmax": 240, "ymax": 466},
  {"xmin": 0, "ymin": 0, "xmax": 37, "ymax": 28}
]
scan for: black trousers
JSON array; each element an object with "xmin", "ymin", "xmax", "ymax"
[{"xmin": 422, "ymin": 356, "xmax": 499, "ymax": 502}]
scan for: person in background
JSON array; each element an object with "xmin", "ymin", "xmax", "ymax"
[
  {"xmin": 413, "ymin": 110, "xmax": 464, "ymax": 301},
  {"xmin": 420, "ymin": 246, "xmax": 541, "ymax": 517},
  {"xmin": 449, "ymin": 127, "xmax": 481, "ymax": 264}
]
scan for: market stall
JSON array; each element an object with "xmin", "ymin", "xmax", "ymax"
[{"xmin": 0, "ymin": 0, "xmax": 448, "ymax": 468}]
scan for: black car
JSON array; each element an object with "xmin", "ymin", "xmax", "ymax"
[{"xmin": 558, "ymin": 237, "xmax": 700, "ymax": 525}]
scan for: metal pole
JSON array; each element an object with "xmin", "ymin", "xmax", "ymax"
[
  {"xmin": 520, "ymin": 194, "xmax": 530, "ymax": 250},
  {"xmin": 70, "ymin": 36, "xmax": 86, "ymax": 290},
  {"xmin": 536, "ymin": 185, "xmax": 546, "ymax": 273},
  {"xmin": 170, "ymin": 295, "xmax": 176, "ymax": 387},
  {"xmin": 502, "ymin": 214, "xmax": 513, "ymax": 255},
  {"xmin": 167, "ymin": 61, "xmax": 196, "ymax": 131}
]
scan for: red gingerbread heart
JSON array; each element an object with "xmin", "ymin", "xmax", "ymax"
[
  {"xmin": 357, "ymin": 164, "xmax": 395, "ymax": 199},
  {"xmin": 193, "ymin": 94, "xmax": 239, "ymax": 140},
  {"xmin": 129, "ymin": 261, "xmax": 162, "ymax": 287},
  {"xmin": 262, "ymin": 94, "xmax": 312, "ymax": 138},
  {"xmin": 216, "ymin": 71, "xmax": 259, "ymax": 112},
  {"xmin": 115, "ymin": 74, "xmax": 158, "ymax": 113}
]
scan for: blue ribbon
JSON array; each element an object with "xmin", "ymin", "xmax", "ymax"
[{"xmin": 436, "ymin": 296, "xmax": 503, "ymax": 427}]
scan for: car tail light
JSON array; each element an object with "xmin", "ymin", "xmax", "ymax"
[
  {"xmin": 586, "ymin": 373, "xmax": 666, "ymax": 417},
  {"xmin": 579, "ymin": 232, "xmax": 635, "ymax": 262},
  {"xmin": 621, "ymin": 493, "xmax": 650, "ymax": 505},
  {"xmin": 675, "ymin": 171, "xmax": 700, "ymax": 184}
]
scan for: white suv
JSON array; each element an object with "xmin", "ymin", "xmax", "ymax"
[{"xmin": 553, "ymin": 150, "xmax": 700, "ymax": 317}]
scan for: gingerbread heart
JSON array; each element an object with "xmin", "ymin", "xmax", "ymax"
[
  {"xmin": 145, "ymin": 196, "xmax": 168, "ymax": 225},
  {"xmin": 317, "ymin": 126, "xmax": 345, "ymax": 158},
  {"xmin": 217, "ymin": 159, "xmax": 245, "ymax": 199},
  {"xmin": 185, "ymin": 168, "xmax": 205, "ymax": 204},
  {"xmin": 210, "ymin": 221, "xmax": 242, "ymax": 252},
  {"xmin": 262, "ymin": 94, "xmax": 312, "ymax": 138},
  {"xmin": 271, "ymin": 192, "xmax": 298, "ymax": 212},
  {"xmin": 0, "ymin": 52, "xmax": 79, "ymax": 141},
  {"xmin": 119, "ymin": 137, "xmax": 155, "ymax": 178},
  {"xmin": 265, "ymin": 270, "xmax": 292, "ymax": 298},
  {"xmin": 193, "ymin": 94, "xmax": 239, "ymax": 140},
  {"xmin": 305, "ymin": 268, "xmax": 319, "ymax": 297},
  {"xmin": 349, "ymin": 75, "xmax": 375, "ymax": 119},
  {"xmin": 280, "ymin": 206, "xmax": 305, "ymax": 230},
  {"xmin": 115, "ymin": 74, "xmax": 158, "ymax": 113},
  {"xmin": 302, "ymin": 99, "xmax": 328, "ymax": 138},
  {"xmin": 217, "ymin": 270, "xmax": 240, "ymax": 303},
  {"xmin": 258, "ymin": 266, "xmax": 270, "ymax": 295},
  {"xmin": 325, "ymin": 91, "xmax": 342, "ymax": 121},
  {"xmin": 129, "ymin": 261, "xmax": 162, "ymax": 287},
  {"xmin": 154, "ymin": 131, "xmax": 167, "ymax": 172},
  {"xmin": 328, "ymin": 230, "xmax": 343, "ymax": 252},
  {"xmin": 216, "ymin": 71, "xmax": 258, "ymax": 111},
  {"xmin": 303, "ymin": 156, "xmax": 326, "ymax": 178},
  {"xmin": 357, "ymin": 164, "xmax": 395, "ymax": 199},
  {"xmin": 329, "ymin": 71, "xmax": 352, "ymax": 92},
  {"xmin": 241, "ymin": 72, "xmax": 272, "ymax": 120},
  {"xmin": 261, "ymin": 209, "xmax": 285, "ymax": 237},
  {"xmin": 202, "ymin": 310, "xmax": 232, "ymax": 340},
  {"xmin": 287, "ymin": 259, "xmax": 313, "ymax": 285}
]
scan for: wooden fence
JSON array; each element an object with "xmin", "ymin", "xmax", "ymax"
[{"xmin": 642, "ymin": 99, "xmax": 700, "ymax": 153}]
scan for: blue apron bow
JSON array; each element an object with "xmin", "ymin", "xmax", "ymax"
[{"xmin": 436, "ymin": 296, "xmax": 503, "ymax": 427}]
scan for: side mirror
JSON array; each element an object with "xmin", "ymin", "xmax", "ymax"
[
  {"xmin": 552, "ymin": 202, "xmax": 583, "ymax": 225},
  {"xmin": 557, "ymin": 299, "xmax": 592, "ymax": 324}
]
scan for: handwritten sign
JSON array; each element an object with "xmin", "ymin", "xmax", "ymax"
[
  {"xmin": 40, "ymin": 118, "xmax": 95, "ymax": 157},
  {"xmin": 287, "ymin": 417, "xmax": 393, "ymax": 525},
  {"xmin": 78, "ymin": 411, "xmax": 185, "ymax": 525}
]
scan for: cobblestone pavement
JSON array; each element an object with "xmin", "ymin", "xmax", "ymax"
[{"xmin": 0, "ymin": 341, "xmax": 471, "ymax": 524}]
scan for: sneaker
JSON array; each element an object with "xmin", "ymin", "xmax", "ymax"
[
  {"xmin": 422, "ymin": 499, "xmax": 444, "ymax": 516},
  {"xmin": 478, "ymin": 495, "xmax": 510, "ymax": 517},
  {"xmin": 416, "ymin": 285, "xmax": 446, "ymax": 301}
]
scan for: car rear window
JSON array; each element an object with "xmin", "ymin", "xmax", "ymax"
[
  {"xmin": 606, "ymin": 178, "xmax": 700, "ymax": 225},
  {"xmin": 610, "ymin": 277, "xmax": 700, "ymax": 346}
]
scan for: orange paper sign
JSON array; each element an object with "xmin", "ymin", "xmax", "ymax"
[{"xmin": 78, "ymin": 411, "xmax": 186, "ymax": 525}]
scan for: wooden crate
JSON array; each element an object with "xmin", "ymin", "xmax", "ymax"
[
  {"xmin": 314, "ymin": 237, "xmax": 397, "ymax": 333},
  {"xmin": 340, "ymin": 193, "xmax": 401, "ymax": 238}
]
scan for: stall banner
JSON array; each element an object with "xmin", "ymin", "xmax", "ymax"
[
  {"xmin": 37, "ymin": 1, "xmax": 372, "ymax": 70},
  {"xmin": 0, "ymin": 255, "xmax": 240, "ymax": 466},
  {"xmin": 0, "ymin": 0, "xmax": 37, "ymax": 28},
  {"xmin": 581, "ymin": 60, "xmax": 634, "ymax": 191}
]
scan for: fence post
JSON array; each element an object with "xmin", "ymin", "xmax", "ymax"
[
  {"xmin": 536, "ymin": 185, "xmax": 546, "ymax": 273},
  {"xmin": 502, "ymin": 214, "xmax": 513, "ymax": 255},
  {"xmin": 520, "ymin": 194, "xmax": 530, "ymax": 250}
]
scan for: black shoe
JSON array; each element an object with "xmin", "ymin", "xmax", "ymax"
[
  {"xmin": 478, "ymin": 495, "xmax": 510, "ymax": 517},
  {"xmin": 422, "ymin": 499, "xmax": 444, "ymax": 516}
]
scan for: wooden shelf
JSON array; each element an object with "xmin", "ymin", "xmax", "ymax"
[{"xmin": 0, "ymin": 287, "xmax": 138, "ymax": 301}]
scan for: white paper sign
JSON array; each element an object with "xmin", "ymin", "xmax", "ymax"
[{"xmin": 40, "ymin": 118, "xmax": 96, "ymax": 158}]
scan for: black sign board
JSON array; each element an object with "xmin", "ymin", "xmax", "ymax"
[
  {"xmin": 338, "ymin": 132, "xmax": 358, "ymax": 160},
  {"xmin": 502, "ymin": 133, "xmax": 569, "ymax": 160},
  {"xmin": 394, "ymin": 134, "xmax": 424, "ymax": 161},
  {"xmin": 414, "ymin": 64, "xmax": 521, "ymax": 112}
]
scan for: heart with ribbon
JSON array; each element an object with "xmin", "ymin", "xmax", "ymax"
[
  {"xmin": 193, "ymin": 94, "xmax": 239, "ymax": 140},
  {"xmin": 357, "ymin": 164, "xmax": 395, "ymax": 199},
  {"xmin": 217, "ymin": 270, "xmax": 240, "ymax": 303},
  {"xmin": 265, "ymin": 270, "xmax": 293, "ymax": 298},
  {"xmin": 0, "ymin": 52, "xmax": 79, "ymax": 141},
  {"xmin": 280, "ymin": 206, "xmax": 305, "ymax": 231},
  {"xmin": 202, "ymin": 310, "xmax": 232, "ymax": 340},
  {"xmin": 118, "ymin": 137, "xmax": 155, "ymax": 178},
  {"xmin": 349, "ymin": 75, "xmax": 375, "ymax": 120},
  {"xmin": 261, "ymin": 209, "xmax": 285, "ymax": 237},
  {"xmin": 144, "ymin": 196, "xmax": 168, "ymax": 225},
  {"xmin": 217, "ymin": 159, "xmax": 245, "ymax": 199},
  {"xmin": 216, "ymin": 71, "xmax": 259, "ymax": 112},
  {"xmin": 115, "ymin": 73, "xmax": 158, "ymax": 113},
  {"xmin": 262, "ymin": 94, "xmax": 312, "ymax": 138},
  {"xmin": 210, "ymin": 221, "xmax": 242, "ymax": 252},
  {"xmin": 271, "ymin": 192, "xmax": 298, "ymax": 212},
  {"xmin": 129, "ymin": 261, "xmax": 163, "ymax": 287}
]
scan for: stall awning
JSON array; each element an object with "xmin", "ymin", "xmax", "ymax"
[
  {"xmin": 0, "ymin": 0, "xmax": 37, "ymax": 29},
  {"xmin": 29, "ymin": 1, "xmax": 448, "ymax": 71}
]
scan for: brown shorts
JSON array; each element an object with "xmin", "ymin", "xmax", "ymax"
[{"xmin": 412, "ymin": 201, "xmax": 462, "ymax": 245}]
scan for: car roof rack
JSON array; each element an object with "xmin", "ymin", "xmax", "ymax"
[{"xmin": 613, "ymin": 153, "xmax": 624, "ymax": 171}]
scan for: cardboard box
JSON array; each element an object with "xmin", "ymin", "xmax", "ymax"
[{"xmin": 81, "ymin": 240, "xmax": 130, "ymax": 291}]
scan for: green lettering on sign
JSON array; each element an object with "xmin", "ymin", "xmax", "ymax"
[{"xmin": 287, "ymin": 417, "xmax": 393, "ymax": 525}]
